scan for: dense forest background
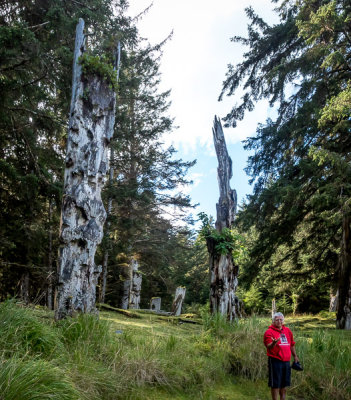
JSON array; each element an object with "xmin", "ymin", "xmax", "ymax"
[{"xmin": 1, "ymin": 0, "xmax": 350, "ymax": 322}]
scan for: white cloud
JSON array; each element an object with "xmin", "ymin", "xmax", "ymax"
[{"xmin": 127, "ymin": 0, "xmax": 278, "ymax": 154}]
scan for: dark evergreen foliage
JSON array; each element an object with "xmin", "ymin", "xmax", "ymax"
[
  {"xmin": 222, "ymin": 0, "xmax": 351, "ymax": 320},
  {"xmin": 0, "ymin": 1, "xmax": 198, "ymax": 309}
]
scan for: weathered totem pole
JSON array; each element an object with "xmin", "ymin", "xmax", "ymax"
[
  {"xmin": 171, "ymin": 287, "xmax": 186, "ymax": 316},
  {"xmin": 128, "ymin": 258, "xmax": 142, "ymax": 309},
  {"xmin": 120, "ymin": 278, "xmax": 131, "ymax": 310},
  {"xmin": 150, "ymin": 297, "xmax": 161, "ymax": 312},
  {"xmin": 120, "ymin": 257, "xmax": 142, "ymax": 310},
  {"xmin": 207, "ymin": 116, "xmax": 240, "ymax": 321},
  {"xmin": 55, "ymin": 19, "xmax": 117, "ymax": 319}
]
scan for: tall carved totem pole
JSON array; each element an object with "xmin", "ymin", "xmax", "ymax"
[
  {"xmin": 207, "ymin": 116, "xmax": 240, "ymax": 321},
  {"xmin": 55, "ymin": 19, "xmax": 117, "ymax": 319}
]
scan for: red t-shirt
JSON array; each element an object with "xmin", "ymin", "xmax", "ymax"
[{"xmin": 263, "ymin": 324, "xmax": 296, "ymax": 362}]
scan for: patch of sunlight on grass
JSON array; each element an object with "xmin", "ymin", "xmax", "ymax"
[
  {"xmin": 102, "ymin": 317, "xmax": 157, "ymax": 330},
  {"xmin": 101, "ymin": 311, "xmax": 202, "ymax": 339}
]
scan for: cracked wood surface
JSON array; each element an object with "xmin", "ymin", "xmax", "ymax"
[
  {"xmin": 209, "ymin": 116, "xmax": 240, "ymax": 321},
  {"xmin": 55, "ymin": 19, "xmax": 116, "ymax": 319}
]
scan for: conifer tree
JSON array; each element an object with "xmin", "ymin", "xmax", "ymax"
[
  {"xmin": 101, "ymin": 35, "xmax": 196, "ymax": 307},
  {"xmin": 0, "ymin": 0, "xmax": 134, "ymax": 303},
  {"xmin": 221, "ymin": 0, "xmax": 351, "ymax": 327}
]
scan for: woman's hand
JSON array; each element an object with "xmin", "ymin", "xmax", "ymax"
[{"xmin": 268, "ymin": 336, "xmax": 280, "ymax": 348}]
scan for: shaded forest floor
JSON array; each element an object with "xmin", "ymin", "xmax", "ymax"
[{"xmin": 0, "ymin": 302, "xmax": 350, "ymax": 399}]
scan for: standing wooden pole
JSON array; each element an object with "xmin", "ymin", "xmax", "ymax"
[
  {"xmin": 55, "ymin": 19, "xmax": 117, "ymax": 319},
  {"xmin": 172, "ymin": 287, "xmax": 186, "ymax": 316},
  {"xmin": 128, "ymin": 258, "xmax": 142, "ymax": 309},
  {"xmin": 207, "ymin": 116, "xmax": 240, "ymax": 321},
  {"xmin": 121, "ymin": 279, "xmax": 131, "ymax": 309},
  {"xmin": 150, "ymin": 297, "xmax": 161, "ymax": 311}
]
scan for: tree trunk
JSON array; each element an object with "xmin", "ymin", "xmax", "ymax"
[
  {"xmin": 336, "ymin": 215, "xmax": 351, "ymax": 329},
  {"xmin": 129, "ymin": 258, "xmax": 142, "ymax": 309},
  {"xmin": 272, "ymin": 298, "xmax": 277, "ymax": 319},
  {"xmin": 47, "ymin": 199, "xmax": 54, "ymax": 310},
  {"xmin": 55, "ymin": 19, "xmax": 116, "ymax": 319},
  {"xmin": 208, "ymin": 116, "xmax": 240, "ymax": 321},
  {"xmin": 172, "ymin": 287, "xmax": 186, "ymax": 316}
]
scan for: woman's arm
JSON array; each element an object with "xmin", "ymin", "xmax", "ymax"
[{"xmin": 291, "ymin": 345, "xmax": 299, "ymax": 362}]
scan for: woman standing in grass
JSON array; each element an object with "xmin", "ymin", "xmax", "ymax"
[{"xmin": 264, "ymin": 312, "xmax": 299, "ymax": 400}]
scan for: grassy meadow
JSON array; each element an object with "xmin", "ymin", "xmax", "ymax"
[{"xmin": 0, "ymin": 301, "xmax": 350, "ymax": 399}]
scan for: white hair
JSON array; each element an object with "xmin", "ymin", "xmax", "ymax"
[{"xmin": 272, "ymin": 312, "xmax": 284, "ymax": 322}]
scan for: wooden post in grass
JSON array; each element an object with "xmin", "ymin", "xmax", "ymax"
[
  {"xmin": 150, "ymin": 297, "xmax": 161, "ymax": 312},
  {"xmin": 121, "ymin": 279, "xmax": 131, "ymax": 310},
  {"xmin": 207, "ymin": 116, "xmax": 240, "ymax": 321},
  {"xmin": 55, "ymin": 19, "xmax": 117, "ymax": 319},
  {"xmin": 172, "ymin": 287, "xmax": 186, "ymax": 316},
  {"xmin": 329, "ymin": 289, "xmax": 338, "ymax": 312},
  {"xmin": 129, "ymin": 258, "xmax": 142, "ymax": 309}
]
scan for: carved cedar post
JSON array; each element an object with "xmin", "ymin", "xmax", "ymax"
[
  {"xmin": 208, "ymin": 116, "xmax": 240, "ymax": 321},
  {"xmin": 172, "ymin": 287, "xmax": 186, "ymax": 316},
  {"xmin": 150, "ymin": 297, "xmax": 161, "ymax": 312},
  {"xmin": 120, "ymin": 279, "xmax": 131, "ymax": 310},
  {"xmin": 55, "ymin": 19, "xmax": 117, "ymax": 319},
  {"xmin": 129, "ymin": 258, "xmax": 142, "ymax": 309},
  {"xmin": 329, "ymin": 289, "xmax": 338, "ymax": 312}
]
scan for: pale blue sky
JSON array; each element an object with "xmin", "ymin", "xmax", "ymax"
[{"xmin": 127, "ymin": 0, "xmax": 278, "ymax": 220}]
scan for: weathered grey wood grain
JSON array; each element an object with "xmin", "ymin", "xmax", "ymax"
[
  {"xmin": 172, "ymin": 287, "xmax": 186, "ymax": 316},
  {"xmin": 129, "ymin": 258, "xmax": 142, "ymax": 309},
  {"xmin": 55, "ymin": 19, "xmax": 116, "ymax": 319},
  {"xmin": 150, "ymin": 297, "xmax": 161, "ymax": 312},
  {"xmin": 208, "ymin": 116, "xmax": 240, "ymax": 321}
]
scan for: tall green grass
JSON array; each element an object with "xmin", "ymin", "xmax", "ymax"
[
  {"xmin": 0, "ymin": 301, "xmax": 349, "ymax": 400},
  {"xmin": 214, "ymin": 314, "xmax": 351, "ymax": 400},
  {"xmin": 0, "ymin": 357, "xmax": 79, "ymax": 400},
  {"xmin": 0, "ymin": 300, "xmax": 64, "ymax": 358}
]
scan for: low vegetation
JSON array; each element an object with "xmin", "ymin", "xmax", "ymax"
[{"xmin": 0, "ymin": 301, "xmax": 350, "ymax": 399}]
